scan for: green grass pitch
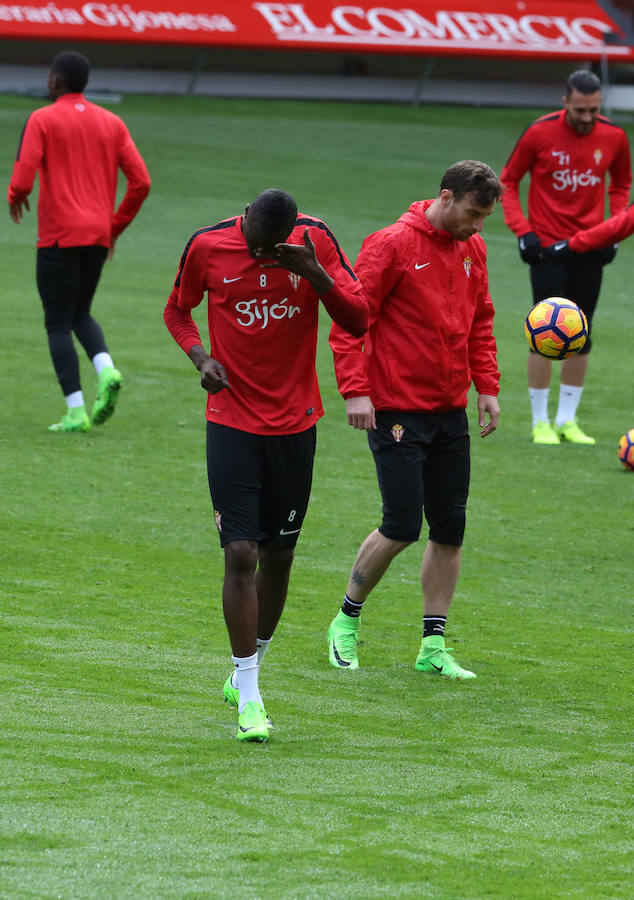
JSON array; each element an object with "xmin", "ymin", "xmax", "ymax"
[{"xmin": 1, "ymin": 94, "xmax": 632, "ymax": 899}]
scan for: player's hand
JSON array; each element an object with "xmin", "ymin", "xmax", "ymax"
[
  {"xmin": 346, "ymin": 396, "xmax": 376, "ymax": 431},
  {"xmin": 262, "ymin": 229, "xmax": 334, "ymax": 295},
  {"xmin": 199, "ymin": 356, "xmax": 230, "ymax": 394},
  {"xmin": 107, "ymin": 239, "xmax": 117, "ymax": 261},
  {"xmin": 596, "ymin": 243, "xmax": 618, "ymax": 265},
  {"xmin": 8, "ymin": 197, "xmax": 29, "ymax": 223},
  {"xmin": 518, "ymin": 231, "xmax": 542, "ymax": 263},
  {"xmin": 544, "ymin": 239, "xmax": 572, "ymax": 262},
  {"xmin": 478, "ymin": 393, "xmax": 499, "ymax": 438}
]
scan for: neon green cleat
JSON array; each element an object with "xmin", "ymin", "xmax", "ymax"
[
  {"xmin": 91, "ymin": 366, "xmax": 122, "ymax": 425},
  {"xmin": 48, "ymin": 407, "xmax": 91, "ymax": 432},
  {"xmin": 328, "ymin": 611, "xmax": 360, "ymax": 669},
  {"xmin": 531, "ymin": 421, "xmax": 560, "ymax": 445},
  {"xmin": 415, "ymin": 635, "xmax": 476, "ymax": 680},
  {"xmin": 556, "ymin": 421, "xmax": 595, "ymax": 445},
  {"xmin": 236, "ymin": 701, "xmax": 270, "ymax": 743},
  {"xmin": 223, "ymin": 674, "xmax": 273, "ymax": 727}
]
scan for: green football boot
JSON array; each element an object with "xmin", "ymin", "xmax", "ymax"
[
  {"xmin": 328, "ymin": 611, "xmax": 360, "ymax": 670},
  {"xmin": 48, "ymin": 407, "xmax": 91, "ymax": 433},
  {"xmin": 236, "ymin": 701, "xmax": 270, "ymax": 743},
  {"xmin": 415, "ymin": 635, "xmax": 476, "ymax": 680},
  {"xmin": 556, "ymin": 421, "xmax": 595, "ymax": 445},
  {"xmin": 531, "ymin": 421, "xmax": 559, "ymax": 444},
  {"xmin": 223, "ymin": 674, "xmax": 273, "ymax": 727},
  {"xmin": 91, "ymin": 366, "xmax": 122, "ymax": 425}
]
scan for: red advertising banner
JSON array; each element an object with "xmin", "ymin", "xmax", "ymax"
[{"xmin": 0, "ymin": 1, "xmax": 631, "ymax": 59}]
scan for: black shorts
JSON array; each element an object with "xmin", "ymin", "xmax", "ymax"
[
  {"xmin": 529, "ymin": 252, "xmax": 606, "ymax": 354},
  {"xmin": 206, "ymin": 422, "xmax": 316, "ymax": 548},
  {"xmin": 36, "ymin": 245, "xmax": 108, "ymax": 334},
  {"xmin": 368, "ymin": 410, "xmax": 470, "ymax": 546}
]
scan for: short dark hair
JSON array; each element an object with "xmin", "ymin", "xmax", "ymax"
[
  {"xmin": 249, "ymin": 189, "xmax": 298, "ymax": 234},
  {"xmin": 566, "ymin": 69, "xmax": 601, "ymax": 96},
  {"xmin": 51, "ymin": 51, "xmax": 90, "ymax": 93},
  {"xmin": 440, "ymin": 160, "xmax": 504, "ymax": 206}
]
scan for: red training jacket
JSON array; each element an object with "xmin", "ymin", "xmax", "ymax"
[
  {"xmin": 329, "ymin": 200, "xmax": 499, "ymax": 414},
  {"xmin": 7, "ymin": 93, "xmax": 151, "ymax": 247},
  {"xmin": 570, "ymin": 203, "xmax": 634, "ymax": 253},
  {"xmin": 164, "ymin": 214, "xmax": 368, "ymax": 436},
  {"xmin": 500, "ymin": 110, "xmax": 631, "ymax": 245}
]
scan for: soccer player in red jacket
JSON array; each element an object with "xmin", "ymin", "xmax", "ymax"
[
  {"xmin": 7, "ymin": 51, "xmax": 150, "ymax": 432},
  {"xmin": 164, "ymin": 189, "xmax": 367, "ymax": 742},
  {"xmin": 327, "ymin": 161, "xmax": 502, "ymax": 680},
  {"xmin": 546, "ymin": 202, "xmax": 634, "ymax": 256},
  {"xmin": 500, "ymin": 69, "xmax": 631, "ymax": 446}
]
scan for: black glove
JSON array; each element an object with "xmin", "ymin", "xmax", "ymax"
[
  {"xmin": 544, "ymin": 240, "xmax": 572, "ymax": 262},
  {"xmin": 596, "ymin": 243, "xmax": 618, "ymax": 265},
  {"xmin": 518, "ymin": 231, "xmax": 542, "ymax": 263}
]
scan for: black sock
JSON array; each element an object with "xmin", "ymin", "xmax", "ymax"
[
  {"xmin": 423, "ymin": 615, "xmax": 446, "ymax": 638},
  {"xmin": 341, "ymin": 594, "xmax": 363, "ymax": 618}
]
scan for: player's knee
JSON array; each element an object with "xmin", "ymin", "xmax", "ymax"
[
  {"xmin": 260, "ymin": 543, "xmax": 294, "ymax": 572},
  {"xmin": 224, "ymin": 540, "xmax": 258, "ymax": 577}
]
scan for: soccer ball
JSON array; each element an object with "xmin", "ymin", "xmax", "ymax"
[
  {"xmin": 524, "ymin": 297, "xmax": 588, "ymax": 359},
  {"xmin": 617, "ymin": 429, "xmax": 634, "ymax": 471}
]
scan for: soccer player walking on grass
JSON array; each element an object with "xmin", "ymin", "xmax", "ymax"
[
  {"xmin": 7, "ymin": 51, "xmax": 150, "ymax": 432},
  {"xmin": 327, "ymin": 161, "xmax": 502, "ymax": 680},
  {"xmin": 164, "ymin": 189, "xmax": 367, "ymax": 743},
  {"xmin": 500, "ymin": 69, "xmax": 631, "ymax": 446}
]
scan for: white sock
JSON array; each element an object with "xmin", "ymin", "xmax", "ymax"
[
  {"xmin": 232, "ymin": 652, "xmax": 262, "ymax": 713},
  {"xmin": 231, "ymin": 638, "xmax": 272, "ymax": 691},
  {"xmin": 529, "ymin": 388, "xmax": 550, "ymax": 427},
  {"xmin": 92, "ymin": 352, "xmax": 114, "ymax": 374},
  {"xmin": 65, "ymin": 390, "xmax": 84, "ymax": 409},
  {"xmin": 555, "ymin": 384, "xmax": 583, "ymax": 428},
  {"xmin": 256, "ymin": 637, "xmax": 272, "ymax": 667}
]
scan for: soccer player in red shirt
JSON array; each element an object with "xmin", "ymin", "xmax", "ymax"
[
  {"xmin": 500, "ymin": 69, "xmax": 631, "ymax": 445},
  {"xmin": 7, "ymin": 51, "xmax": 150, "ymax": 432},
  {"xmin": 164, "ymin": 189, "xmax": 367, "ymax": 742},
  {"xmin": 546, "ymin": 202, "xmax": 634, "ymax": 256},
  {"xmin": 327, "ymin": 161, "xmax": 502, "ymax": 680}
]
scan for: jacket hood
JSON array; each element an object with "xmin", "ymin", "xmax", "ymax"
[{"xmin": 397, "ymin": 199, "xmax": 454, "ymax": 242}]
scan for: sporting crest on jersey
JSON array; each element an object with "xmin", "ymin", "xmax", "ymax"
[
  {"xmin": 289, "ymin": 273, "xmax": 301, "ymax": 291},
  {"xmin": 463, "ymin": 256, "xmax": 473, "ymax": 278},
  {"xmin": 391, "ymin": 423, "xmax": 404, "ymax": 443},
  {"xmin": 593, "ymin": 148, "xmax": 603, "ymax": 165}
]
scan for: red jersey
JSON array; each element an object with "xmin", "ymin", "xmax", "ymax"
[
  {"xmin": 500, "ymin": 110, "xmax": 631, "ymax": 245},
  {"xmin": 570, "ymin": 203, "xmax": 634, "ymax": 253},
  {"xmin": 329, "ymin": 200, "xmax": 499, "ymax": 414},
  {"xmin": 164, "ymin": 214, "xmax": 367, "ymax": 435},
  {"xmin": 7, "ymin": 93, "xmax": 150, "ymax": 248}
]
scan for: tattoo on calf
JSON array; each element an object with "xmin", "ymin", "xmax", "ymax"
[{"xmin": 351, "ymin": 569, "xmax": 366, "ymax": 587}]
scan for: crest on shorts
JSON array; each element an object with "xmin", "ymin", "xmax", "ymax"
[
  {"xmin": 214, "ymin": 510, "xmax": 222, "ymax": 532},
  {"xmin": 593, "ymin": 148, "xmax": 603, "ymax": 165},
  {"xmin": 289, "ymin": 273, "xmax": 301, "ymax": 291},
  {"xmin": 463, "ymin": 256, "xmax": 473, "ymax": 278},
  {"xmin": 391, "ymin": 423, "xmax": 404, "ymax": 443}
]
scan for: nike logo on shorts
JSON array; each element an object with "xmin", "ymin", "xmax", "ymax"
[{"xmin": 279, "ymin": 528, "xmax": 301, "ymax": 535}]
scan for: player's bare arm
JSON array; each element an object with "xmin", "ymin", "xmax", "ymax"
[
  {"xmin": 477, "ymin": 393, "xmax": 500, "ymax": 438},
  {"xmin": 188, "ymin": 344, "xmax": 230, "ymax": 394},
  {"xmin": 346, "ymin": 396, "xmax": 376, "ymax": 431},
  {"xmin": 262, "ymin": 228, "xmax": 334, "ymax": 295}
]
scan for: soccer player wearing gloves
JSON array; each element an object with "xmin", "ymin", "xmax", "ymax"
[
  {"xmin": 164, "ymin": 189, "xmax": 367, "ymax": 743},
  {"xmin": 7, "ymin": 51, "xmax": 150, "ymax": 432},
  {"xmin": 327, "ymin": 161, "xmax": 502, "ymax": 679},
  {"xmin": 500, "ymin": 70, "xmax": 631, "ymax": 445}
]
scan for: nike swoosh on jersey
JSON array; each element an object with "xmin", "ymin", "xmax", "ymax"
[
  {"xmin": 415, "ymin": 262, "xmax": 431, "ymax": 269},
  {"xmin": 279, "ymin": 528, "xmax": 301, "ymax": 535},
  {"xmin": 223, "ymin": 276, "xmax": 242, "ymax": 283}
]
